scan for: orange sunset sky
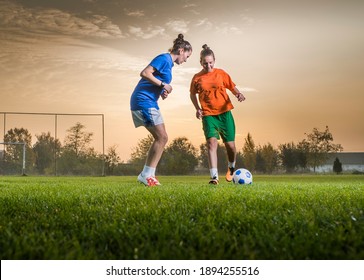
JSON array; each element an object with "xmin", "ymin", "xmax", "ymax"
[{"xmin": 1, "ymin": 0, "xmax": 363, "ymax": 161}]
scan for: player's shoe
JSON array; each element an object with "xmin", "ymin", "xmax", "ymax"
[
  {"xmin": 208, "ymin": 177, "xmax": 219, "ymax": 185},
  {"xmin": 225, "ymin": 167, "xmax": 235, "ymax": 182},
  {"xmin": 153, "ymin": 177, "xmax": 161, "ymax": 186},
  {"xmin": 137, "ymin": 173, "xmax": 161, "ymax": 187}
]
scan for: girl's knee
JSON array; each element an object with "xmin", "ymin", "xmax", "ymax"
[
  {"xmin": 156, "ymin": 133, "xmax": 168, "ymax": 145},
  {"xmin": 207, "ymin": 138, "xmax": 218, "ymax": 151}
]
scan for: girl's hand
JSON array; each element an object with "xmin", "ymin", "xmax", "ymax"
[
  {"xmin": 236, "ymin": 92, "xmax": 245, "ymax": 102},
  {"xmin": 196, "ymin": 109, "xmax": 203, "ymax": 119},
  {"xmin": 161, "ymin": 89, "xmax": 169, "ymax": 100},
  {"xmin": 164, "ymin": 84, "xmax": 173, "ymax": 94}
]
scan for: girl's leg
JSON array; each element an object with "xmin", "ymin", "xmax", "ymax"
[
  {"xmin": 224, "ymin": 141, "xmax": 236, "ymax": 164},
  {"xmin": 207, "ymin": 137, "xmax": 219, "ymax": 183},
  {"xmin": 145, "ymin": 123, "xmax": 168, "ymax": 168},
  {"xmin": 138, "ymin": 124, "xmax": 168, "ymax": 186},
  {"xmin": 224, "ymin": 141, "xmax": 237, "ymax": 181}
]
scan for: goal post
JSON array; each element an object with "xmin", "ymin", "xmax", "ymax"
[
  {"xmin": 1, "ymin": 112, "xmax": 105, "ymax": 176},
  {"xmin": 0, "ymin": 142, "xmax": 26, "ymax": 176}
]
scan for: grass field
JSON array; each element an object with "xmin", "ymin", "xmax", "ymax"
[{"xmin": 0, "ymin": 175, "xmax": 363, "ymax": 260}]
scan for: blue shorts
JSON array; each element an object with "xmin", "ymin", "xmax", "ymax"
[{"xmin": 131, "ymin": 108, "xmax": 164, "ymax": 128}]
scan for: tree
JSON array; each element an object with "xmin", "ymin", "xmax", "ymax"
[
  {"xmin": 279, "ymin": 142, "xmax": 299, "ymax": 173},
  {"xmin": 296, "ymin": 140, "xmax": 310, "ymax": 171},
  {"xmin": 260, "ymin": 143, "xmax": 278, "ymax": 174},
  {"xmin": 63, "ymin": 122, "xmax": 93, "ymax": 156},
  {"xmin": 105, "ymin": 145, "xmax": 120, "ymax": 175},
  {"xmin": 4, "ymin": 128, "xmax": 32, "ymax": 160},
  {"xmin": 255, "ymin": 144, "xmax": 278, "ymax": 174},
  {"xmin": 3, "ymin": 128, "xmax": 35, "ymax": 173},
  {"xmin": 333, "ymin": 157, "xmax": 343, "ymax": 174},
  {"xmin": 160, "ymin": 137, "xmax": 198, "ymax": 175},
  {"xmin": 129, "ymin": 134, "xmax": 154, "ymax": 168},
  {"xmin": 33, "ymin": 132, "xmax": 61, "ymax": 174},
  {"xmin": 242, "ymin": 133, "xmax": 256, "ymax": 171},
  {"xmin": 255, "ymin": 148, "xmax": 264, "ymax": 173},
  {"xmin": 303, "ymin": 126, "xmax": 343, "ymax": 172},
  {"xmin": 58, "ymin": 123, "xmax": 102, "ymax": 175}
]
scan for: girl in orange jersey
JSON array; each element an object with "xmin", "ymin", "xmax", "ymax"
[{"xmin": 190, "ymin": 44, "xmax": 245, "ymax": 184}]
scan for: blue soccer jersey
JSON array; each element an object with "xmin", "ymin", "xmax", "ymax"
[{"xmin": 130, "ymin": 53, "xmax": 173, "ymax": 110}]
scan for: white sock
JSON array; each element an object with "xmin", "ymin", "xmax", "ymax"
[
  {"xmin": 210, "ymin": 168, "xmax": 218, "ymax": 179},
  {"xmin": 228, "ymin": 161, "xmax": 236, "ymax": 169},
  {"xmin": 142, "ymin": 165, "xmax": 155, "ymax": 178}
]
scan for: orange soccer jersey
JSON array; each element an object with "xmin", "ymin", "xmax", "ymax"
[{"xmin": 190, "ymin": 68, "xmax": 236, "ymax": 116}]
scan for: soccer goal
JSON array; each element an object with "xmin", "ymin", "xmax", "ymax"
[
  {"xmin": 0, "ymin": 142, "xmax": 26, "ymax": 176},
  {"xmin": 1, "ymin": 112, "xmax": 105, "ymax": 176}
]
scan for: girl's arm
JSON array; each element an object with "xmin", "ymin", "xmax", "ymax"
[
  {"xmin": 190, "ymin": 92, "xmax": 203, "ymax": 119},
  {"xmin": 232, "ymin": 86, "xmax": 245, "ymax": 102},
  {"xmin": 140, "ymin": 65, "xmax": 173, "ymax": 94}
]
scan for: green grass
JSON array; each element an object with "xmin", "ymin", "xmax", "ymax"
[{"xmin": 0, "ymin": 175, "xmax": 363, "ymax": 260}]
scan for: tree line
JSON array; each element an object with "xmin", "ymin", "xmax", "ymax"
[
  {"xmin": 1, "ymin": 122, "xmax": 102, "ymax": 175},
  {"xmin": 0, "ymin": 123, "xmax": 343, "ymax": 176},
  {"xmin": 124, "ymin": 125, "xmax": 343, "ymax": 175}
]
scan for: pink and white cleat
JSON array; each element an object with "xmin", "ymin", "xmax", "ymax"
[{"xmin": 137, "ymin": 173, "xmax": 161, "ymax": 187}]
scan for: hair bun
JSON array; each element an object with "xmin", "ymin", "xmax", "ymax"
[
  {"xmin": 200, "ymin": 44, "xmax": 214, "ymax": 60},
  {"xmin": 169, "ymin": 34, "xmax": 192, "ymax": 54}
]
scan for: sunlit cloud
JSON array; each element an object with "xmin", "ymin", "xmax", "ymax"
[
  {"xmin": 183, "ymin": 3, "xmax": 197, "ymax": 8},
  {"xmin": 183, "ymin": 2, "xmax": 200, "ymax": 15},
  {"xmin": 195, "ymin": 18, "xmax": 213, "ymax": 30},
  {"xmin": 215, "ymin": 23, "xmax": 243, "ymax": 35},
  {"xmin": 0, "ymin": 31, "xmax": 148, "ymax": 113},
  {"xmin": 166, "ymin": 19, "xmax": 189, "ymax": 34},
  {"xmin": 124, "ymin": 9, "xmax": 145, "ymax": 18},
  {"xmin": 127, "ymin": 25, "xmax": 165, "ymax": 39},
  {"xmin": 241, "ymin": 16, "xmax": 255, "ymax": 26},
  {"xmin": 1, "ymin": 0, "xmax": 363, "ymax": 157},
  {"xmin": 241, "ymin": 87, "xmax": 259, "ymax": 93},
  {"xmin": 0, "ymin": 0, "xmax": 124, "ymax": 38}
]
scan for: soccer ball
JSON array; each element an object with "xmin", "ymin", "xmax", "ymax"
[{"xmin": 232, "ymin": 168, "xmax": 253, "ymax": 185}]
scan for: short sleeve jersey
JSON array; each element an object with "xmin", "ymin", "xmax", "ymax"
[
  {"xmin": 190, "ymin": 68, "xmax": 236, "ymax": 116},
  {"xmin": 130, "ymin": 53, "xmax": 173, "ymax": 110}
]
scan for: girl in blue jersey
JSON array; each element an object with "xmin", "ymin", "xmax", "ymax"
[{"xmin": 130, "ymin": 34, "xmax": 192, "ymax": 186}]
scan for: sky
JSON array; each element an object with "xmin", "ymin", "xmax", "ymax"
[{"xmin": 1, "ymin": 0, "xmax": 363, "ymax": 161}]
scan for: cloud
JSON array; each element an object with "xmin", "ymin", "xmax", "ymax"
[
  {"xmin": 183, "ymin": 1, "xmax": 200, "ymax": 15},
  {"xmin": 241, "ymin": 16, "xmax": 255, "ymax": 26},
  {"xmin": 195, "ymin": 18, "xmax": 213, "ymax": 30},
  {"xmin": 215, "ymin": 23, "xmax": 243, "ymax": 35},
  {"xmin": 166, "ymin": 19, "xmax": 189, "ymax": 34},
  {"xmin": 124, "ymin": 9, "xmax": 145, "ymax": 18},
  {"xmin": 128, "ymin": 25, "xmax": 165, "ymax": 39},
  {"xmin": 0, "ymin": 33, "xmax": 147, "ymax": 114},
  {"xmin": 0, "ymin": 1, "xmax": 124, "ymax": 39},
  {"xmin": 241, "ymin": 87, "xmax": 259, "ymax": 93},
  {"xmin": 183, "ymin": 3, "xmax": 197, "ymax": 8},
  {"xmin": 126, "ymin": 19, "xmax": 189, "ymax": 40}
]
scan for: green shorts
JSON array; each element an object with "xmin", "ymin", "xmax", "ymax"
[{"xmin": 202, "ymin": 111, "xmax": 236, "ymax": 142}]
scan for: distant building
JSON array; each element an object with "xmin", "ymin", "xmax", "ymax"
[{"xmin": 314, "ymin": 152, "xmax": 364, "ymax": 173}]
